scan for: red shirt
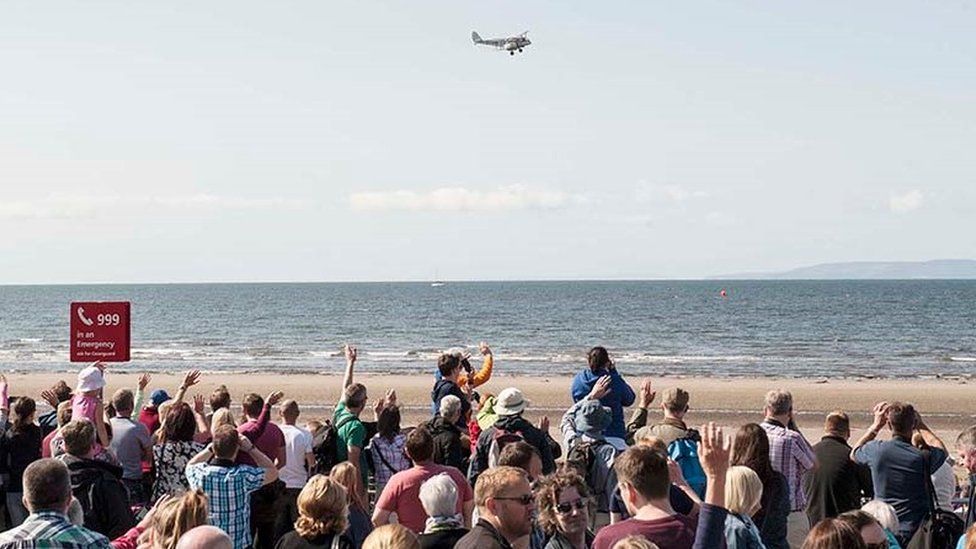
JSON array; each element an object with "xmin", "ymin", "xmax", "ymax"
[
  {"xmin": 139, "ymin": 407, "xmax": 160, "ymax": 435},
  {"xmin": 592, "ymin": 514, "xmax": 697, "ymax": 549},
  {"xmin": 41, "ymin": 429, "xmax": 57, "ymax": 458},
  {"xmin": 236, "ymin": 417, "xmax": 284, "ymax": 467},
  {"xmin": 376, "ymin": 463, "xmax": 474, "ymax": 534}
]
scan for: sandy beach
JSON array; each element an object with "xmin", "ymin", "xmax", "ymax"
[{"xmin": 7, "ymin": 371, "xmax": 973, "ymax": 442}]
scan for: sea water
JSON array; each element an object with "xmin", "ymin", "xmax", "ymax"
[{"xmin": 1, "ymin": 280, "xmax": 974, "ymax": 378}]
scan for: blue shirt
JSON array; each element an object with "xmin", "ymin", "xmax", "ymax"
[
  {"xmin": 186, "ymin": 462, "xmax": 265, "ymax": 549},
  {"xmin": 854, "ymin": 438, "xmax": 946, "ymax": 541},
  {"xmin": 570, "ymin": 368, "xmax": 636, "ymax": 439}
]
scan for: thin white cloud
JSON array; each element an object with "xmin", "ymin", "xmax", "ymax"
[
  {"xmin": 349, "ymin": 185, "xmax": 584, "ymax": 212},
  {"xmin": 889, "ymin": 190, "xmax": 924, "ymax": 213},
  {"xmin": 0, "ymin": 194, "xmax": 304, "ymax": 220}
]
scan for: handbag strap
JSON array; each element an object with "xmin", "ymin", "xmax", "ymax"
[
  {"xmin": 374, "ymin": 439, "xmax": 404, "ymax": 475},
  {"xmin": 920, "ymin": 448, "xmax": 939, "ymax": 515}
]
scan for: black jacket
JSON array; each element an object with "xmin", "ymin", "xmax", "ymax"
[
  {"xmin": 61, "ymin": 454, "xmax": 135, "ymax": 539},
  {"xmin": 431, "ymin": 379, "xmax": 469, "ymax": 430},
  {"xmin": 468, "ymin": 414, "xmax": 555, "ymax": 485},
  {"xmin": 804, "ymin": 435, "xmax": 874, "ymax": 525},
  {"xmin": 455, "ymin": 519, "xmax": 513, "ymax": 549},
  {"xmin": 419, "ymin": 528, "xmax": 469, "ymax": 549},
  {"xmin": 425, "ymin": 415, "xmax": 466, "ymax": 472}
]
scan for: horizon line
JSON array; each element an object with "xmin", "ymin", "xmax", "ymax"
[{"xmin": 3, "ymin": 276, "xmax": 976, "ymax": 287}]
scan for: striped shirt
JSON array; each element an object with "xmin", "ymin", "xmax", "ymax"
[
  {"xmin": 761, "ymin": 420, "xmax": 817, "ymax": 511},
  {"xmin": 186, "ymin": 462, "xmax": 265, "ymax": 549},
  {"xmin": 0, "ymin": 511, "xmax": 110, "ymax": 549}
]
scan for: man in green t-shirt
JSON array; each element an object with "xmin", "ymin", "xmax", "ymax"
[{"xmin": 335, "ymin": 344, "xmax": 370, "ymax": 486}]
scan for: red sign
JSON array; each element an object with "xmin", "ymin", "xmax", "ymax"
[{"xmin": 70, "ymin": 302, "xmax": 131, "ymax": 362}]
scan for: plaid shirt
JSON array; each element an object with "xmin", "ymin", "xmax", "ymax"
[
  {"xmin": 761, "ymin": 420, "xmax": 817, "ymax": 511},
  {"xmin": 369, "ymin": 434, "xmax": 411, "ymax": 486},
  {"xmin": 186, "ymin": 462, "xmax": 265, "ymax": 549},
  {"xmin": 0, "ymin": 511, "xmax": 110, "ymax": 549}
]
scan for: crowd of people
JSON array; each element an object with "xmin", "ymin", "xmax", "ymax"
[{"xmin": 0, "ymin": 343, "xmax": 974, "ymax": 549}]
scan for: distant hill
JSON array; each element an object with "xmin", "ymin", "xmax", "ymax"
[{"xmin": 711, "ymin": 259, "xmax": 976, "ymax": 280}]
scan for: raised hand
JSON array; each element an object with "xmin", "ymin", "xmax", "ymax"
[
  {"xmin": 344, "ymin": 344, "xmax": 357, "ymax": 364},
  {"xmin": 697, "ymin": 422, "xmax": 731, "ymax": 480},
  {"xmin": 668, "ymin": 457, "xmax": 688, "ymax": 486},
  {"xmin": 193, "ymin": 394, "xmax": 206, "ymax": 415},
  {"xmin": 181, "ymin": 370, "xmax": 201, "ymax": 390},
  {"xmin": 40, "ymin": 389, "xmax": 59, "ymax": 408},
  {"xmin": 266, "ymin": 391, "xmax": 284, "ymax": 407},
  {"xmin": 238, "ymin": 434, "xmax": 254, "ymax": 453},
  {"xmin": 479, "ymin": 341, "xmax": 492, "ymax": 356},
  {"xmin": 588, "ymin": 375, "xmax": 612, "ymax": 401},
  {"xmin": 93, "ymin": 361, "xmax": 106, "ymax": 372},
  {"xmin": 373, "ymin": 396, "xmax": 386, "ymax": 418},
  {"xmin": 871, "ymin": 401, "xmax": 889, "ymax": 430},
  {"xmin": 385, "ymin": 389, "xmax": 398, "ymax": 408},
  {"xmin": 539, "ymin": 416, "xmax": 550, "ymax": 433},
  {"xmin": 639, "ymin": 379, "xmax": 656, "ymax": 408},
  {"xmin": 138, "ymin": 373, "xmax": 151, "ymax": 391}
]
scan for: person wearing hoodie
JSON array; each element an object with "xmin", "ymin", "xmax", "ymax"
[
  {"xmin": 57, "ymin": 419, "xmax": 135, "ymax": 539},
  {"xmin": 570, "ymin": 347, "xmax": 636, "ymax": 440},
  {"xmin": 425, "ymin": 394, "xmax": 466, "ymax": 472},
  {"xmin": 468, "ymin": 387, "xmax": 555, "ymax": 485},
  {"xmin": 431, "ymin": 353, "xmax": 471, "ymax": 430}
]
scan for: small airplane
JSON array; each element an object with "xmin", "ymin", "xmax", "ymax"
[{"xmin": 472, "ymin": 30, "xmax": 531, "ymax": 55}]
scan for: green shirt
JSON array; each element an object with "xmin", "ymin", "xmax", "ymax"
[{"xmin": 333, "ymin": 402, "xmax": 368, "ymax": 482}]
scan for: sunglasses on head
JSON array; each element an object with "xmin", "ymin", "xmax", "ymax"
[
  {"xmin": 494, "ymin": 494, "xmax": 534, "ymax": 506},
  {"xmin": 555, "ymin": 499, "xmax": 587, "ymax": 514}
]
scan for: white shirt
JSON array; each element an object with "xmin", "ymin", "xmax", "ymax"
[
  {"xmin": 931, "ymin": 459, "xmax": 957, "ymax": 512},
  {"xmin": 279, "ymin": 423, "xmax": 313, "ymax": 489}
]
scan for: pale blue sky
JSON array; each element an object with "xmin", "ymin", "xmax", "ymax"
[{"xmin": 2, "ymin": 1, "xmax": 974, "ymax": 282}]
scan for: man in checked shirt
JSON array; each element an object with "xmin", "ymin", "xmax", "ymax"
[{"xmin": 760, "ymin": 390, "xmax": 818, "ymax": 548}]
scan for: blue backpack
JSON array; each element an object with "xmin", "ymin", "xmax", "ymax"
[{"xmin": 668, "ymin": 431, "xmax": 707, "ymax": 498}]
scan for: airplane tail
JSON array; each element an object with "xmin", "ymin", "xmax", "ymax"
[{"xmin": 471, "ymin": 31, "xmax": 483, "ymax": 44}]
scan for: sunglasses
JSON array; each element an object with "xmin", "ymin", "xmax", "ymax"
[
  {"xmin": 555, "ymin": 499, "xmax": 587, "ymax": 514},
  {"xmin": 494, "ymin": 494, "xmax": 534, "ymax": 506}
]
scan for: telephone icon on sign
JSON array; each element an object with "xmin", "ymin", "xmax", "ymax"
[{"xmin": 77, "ymin": 307, "xmax": 94, "ymax": 327}]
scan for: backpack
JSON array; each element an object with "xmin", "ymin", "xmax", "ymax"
[
  {"xmin": 311, "ymin": 415, "xmax": 357, "ymax": 476},
  {"xmin": 566, "ymin": 440, "xmax": 611, "ymax": 489},
  {"xmin": 487, "ymin": 427, "xmax": 525, "ymax": 469},
  {"xmin": 668, "ymin": 432, "xmax": 707, "ymax": 498}
]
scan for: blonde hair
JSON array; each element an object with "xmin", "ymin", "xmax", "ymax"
[
  {"xmin": 210, "ymin": 408, "xmax": 237, "ymax": 432},
  {"xmin": 330, "ymin": 462, "xmax": 368, "ymax": 513},
  {"xmin": 725, "ymin": 466, "xmax": 763, "ymax": 516},
  {"xmin": 141, "ymin": 490, "xmax": 210, "ymax": 549},
  {"xmin": 612, "ymin": 535, "xmax": 660, "ymax": 549},
  {"xmin": 295, "ymin": 475, "xmax": 348, "ymax": 539},
  {"xmin": 474, "ymin": 466, "xmax": 527, "ymax": 508},
  {"xmin": 362, "ymin": 524, "xmax": 420, "ymax": 549}
]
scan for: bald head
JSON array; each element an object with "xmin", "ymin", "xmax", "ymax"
[{"xmin": 175, "ymin": 526, "xmax": 232, "ymax": 549}]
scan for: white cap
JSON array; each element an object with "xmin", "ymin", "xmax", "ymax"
[
  {"xmin": 495, "ymin": 387, "xmax": 528, "ymax": 416},
  {"xmin": 76, "ymin": 365, "xmax": 105, "ymax": 393}
]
